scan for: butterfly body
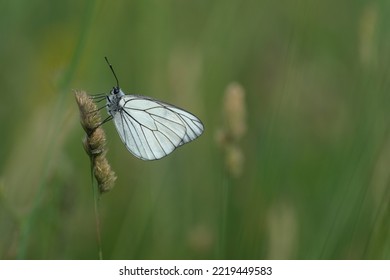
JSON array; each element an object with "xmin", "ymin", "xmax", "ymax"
[{"xmin": 106, "ymin": 86, "xmax": 204, "ymax": 160}]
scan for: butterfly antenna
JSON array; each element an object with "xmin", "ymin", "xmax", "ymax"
[{"xmin": 105, "ymin": 57, "xmax": 120, "ymax": 88}]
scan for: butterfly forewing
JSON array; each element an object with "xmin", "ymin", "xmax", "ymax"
[
  {"xmin": 169, "ymin": 107, "xmax": 205, "ymax": 145},
  {"xmin": 111, "ymin": 94, "xmax": 202, "ymax": 160}
]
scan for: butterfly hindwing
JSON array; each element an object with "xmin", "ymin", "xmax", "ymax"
[{"xmin": 112, "ymin": 95, "xmax": 203, "ymax": 160}]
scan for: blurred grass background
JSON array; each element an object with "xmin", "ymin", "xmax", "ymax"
[{"xmin": 0, "ymin": 0, "xmax": 389, "ymax": 259}]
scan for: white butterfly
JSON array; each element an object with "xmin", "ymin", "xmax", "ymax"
[{"xmin": 103, "ymin": 57, "xmax": 204, "ymax": 160}]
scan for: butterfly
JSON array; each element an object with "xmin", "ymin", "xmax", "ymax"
[{"xmin": 102, "ymin": 57, "xmax": 204, "ymax": 160}]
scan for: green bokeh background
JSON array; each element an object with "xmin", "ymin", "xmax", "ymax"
[{"xmin": 0, "ymin": 0, "xmax": 389, "ymax": 259}]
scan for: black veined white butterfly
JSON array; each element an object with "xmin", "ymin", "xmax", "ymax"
[{"xmin": 101, "ymin": 57, "xmax": 204, "ymax": 160}]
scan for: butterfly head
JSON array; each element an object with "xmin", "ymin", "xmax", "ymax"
[{"xmin": 111, "ymin": 86, "xmax": 120, "ymax": 95}]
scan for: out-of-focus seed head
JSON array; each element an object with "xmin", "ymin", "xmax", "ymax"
[
  {"xmin": 223, "ymin": 82, "xmax": 247, "ymax": 142},
  {"xmin": 215, "ymin": 82, "xmax": 247, "ymax": 178},
  {"xmin": 225, "ymin": 145, "xmax": 244, "ymax": 178}
]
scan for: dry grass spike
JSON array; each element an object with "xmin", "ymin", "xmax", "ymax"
[{"xmin": 74, "ymin": 90, "xmax": 116, "ymax": 194}]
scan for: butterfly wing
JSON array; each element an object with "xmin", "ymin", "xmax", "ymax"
[
  {"xmin": 112, "ymin": 95, "xmax": 204, "ymax": 160},
  {"xmin": 169, "ymin": 106, "xmax": 205, "ymax": 145}
]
